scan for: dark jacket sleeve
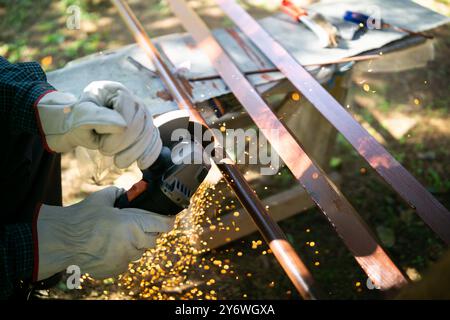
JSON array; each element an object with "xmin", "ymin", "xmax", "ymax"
[
  {"xmin": 0, "ymin": 56, "xmax": 54, "ymax": 299},
  {"xmin": 0, "ymin": 224, "xmax": 34, "ymax": 299},
  {"xmin": 0, "ymin": 56, "xmax": 55, "ymax": 135}
]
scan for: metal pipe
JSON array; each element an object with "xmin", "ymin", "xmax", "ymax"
[{"xmin": 111, "ymin": 0, "xmax": 318, "ymax": 300}]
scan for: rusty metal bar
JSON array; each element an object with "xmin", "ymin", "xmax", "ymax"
[
  {"xmin": 216, "ymin": 0, "xmax": 450, "ymax": 245},
  {"xmin": 187, "ymin": 55, "xmax": 380, "ymax": 82},
  {"xmin": 167, "ymin": 0, "xmax": 408, "ymax": 290},
  {"xmin": 111, "ymin": 0, "xmax": 318, "ymax": 300}
]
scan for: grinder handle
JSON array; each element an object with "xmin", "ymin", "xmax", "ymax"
[
  {"xmin": 114, "ymin": 180, "xmax": 148, "ymax": 208},
  {"xmin": 115, "ymin": 146, "xmax": 172, "ymax": 209}
]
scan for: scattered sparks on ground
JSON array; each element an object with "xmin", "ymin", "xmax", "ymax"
[
  {"xmin": 77, "ymin": 175, "xmax": 335, "ymax": 300},
  {"xmin": 291, "ymin": 92, "xmax": 301, "ymax": 101},
  {"xmin": 363, "ymin": 84, "xmax": 370, "ymax": 92},
  {"xmin": 118, "ymin": 182, "xmax": 221, "ymax": 300},
  {"xmin": 251, "ymin": 240, "xmax": 263, "ymax": 249}
]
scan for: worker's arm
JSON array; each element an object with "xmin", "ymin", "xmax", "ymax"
[
  {"xmin": 0, "ymin": 56, "xmax": 55, "ymax": 135},
  {"xmin": 0, "ymin": 224, "xmax": 34, "ymax": 299},
  {"xmin": 0, "ymin": 57, "xmax": 47, "ymax": 298},
  {"xmin": 0, "ymin": 58, "xmax": 165, "ymax": 298}
]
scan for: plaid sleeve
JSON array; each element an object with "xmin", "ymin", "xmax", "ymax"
[
  {"xmin": 0, "ymin": 224, "xmax": 34, "ymax": 300},
  {"xmin": 0, "ymin": 56, "xmax": 55, "ymax": 135}
]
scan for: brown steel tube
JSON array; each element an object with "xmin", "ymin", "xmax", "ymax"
[
  {"xmin": 217, "ymin": 163, "xmax": 317, "ymax": 298},
  {"xmin": 111, "ymin": 0, "xmax": 318, "ymax": 300}
]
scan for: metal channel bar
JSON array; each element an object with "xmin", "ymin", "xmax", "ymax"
[
  {"xmin": 216, "ymin": 0, "xmax": 450, "ymax": 245},
  {"xmin": 166, "ymin": 0, "xmax": 408, "ymax": 290},
  {"xmin": 187, "ymin": 55, "xmax": 380, "ymax": 82},
  {"xmin": 111, "ymin": 0, "xmax": 318, "ymax": 300}
]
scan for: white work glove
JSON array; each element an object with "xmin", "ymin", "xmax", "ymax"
[
  {"xmin": 37, "ymin": 81, "xmax": 162, "ymax": 169},
  {"xmin": 36, "ymin": 186, "xmax": 175, "ymax": 281},
  {"xmin": 79, "ymin": 81, "xmax": 162, "ymax": 169}
]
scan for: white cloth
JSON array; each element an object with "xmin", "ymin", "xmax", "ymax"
[
  {"xmin": 38, "ymin": 81, "xmax": 162, "ymax": 169},
  {"xmin": 36, "ymin": 187, "xmax": 175, "ymax": 280}
]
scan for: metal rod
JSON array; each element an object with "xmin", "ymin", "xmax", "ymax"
[
  {"xmin": 216, "ymin": 0, "xmax": 450, "ymax": 245},
  {"xmin": 217, "ymin": 162, "xmax": 317, "ymax": 299},
  {"xmin": 166, "ymin": 0, "xmax": 408, "ymax": 290},
  {"xmin": 111, "ymin": 0, "xmax": 318, "ymax": 300},
  {"xmin": 187, "ymin": 55, "xmax": 381, "ymax": 82}
]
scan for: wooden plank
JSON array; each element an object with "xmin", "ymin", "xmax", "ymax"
[
  {"xmin": 167, "ymin": 0, "xmax": 408, "ymax": 290},
  {"xmin": 215, "ymin": 0, "xmax": 450, "ymax": 245}
]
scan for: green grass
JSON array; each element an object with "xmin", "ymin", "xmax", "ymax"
[{"xmin": 1, "ymin": 0, "xmax": 107, "ymax": 69}]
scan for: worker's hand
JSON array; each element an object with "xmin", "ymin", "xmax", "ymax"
[
  {"xmin": 37, "ymin": 90, "xmax": 127, "ymax": 153},
  {"xmin": 37, "ymin": 81, "xmax": 162, "ymax": 170},
  {"xmin": 79, "ymin": 81, "xmax": 162, "ymax": 169},
  {"xmin": 35, "ymin": 186, "xmax": 175, "ymax": 281}
]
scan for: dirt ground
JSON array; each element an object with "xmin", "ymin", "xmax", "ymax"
[{"xmin": 1, "ymin": 0, "xmax": 450, "ymax": 300}]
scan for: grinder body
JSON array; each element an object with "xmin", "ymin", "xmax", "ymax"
[{"xmin": 114, "ymin": 110, "xmax": 211, "ymax": 215}]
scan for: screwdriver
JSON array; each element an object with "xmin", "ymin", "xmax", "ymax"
[{"xmin": 281, "ymin": 0, "xmax": 338, "ymax": 48}]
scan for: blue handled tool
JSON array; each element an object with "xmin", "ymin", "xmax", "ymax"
[
  {"xmin": 343, "ymin": 11, "xmax": 372, "ymax": 27},
  {"xmin": 343, "ymin": 10, "xmax": 433, "ymax": 39}
]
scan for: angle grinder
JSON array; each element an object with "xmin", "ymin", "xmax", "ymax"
[{"xmin": 114, "ymin": 110, "xmax": 211, "ymax": 215}]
